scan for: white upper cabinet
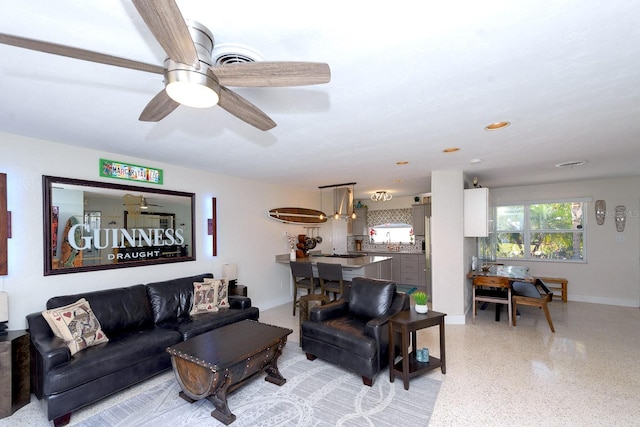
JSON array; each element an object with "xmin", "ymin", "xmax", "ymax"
[{"xmin": 464, "ymin": 188, "xmax": 492, "ymax": 237}]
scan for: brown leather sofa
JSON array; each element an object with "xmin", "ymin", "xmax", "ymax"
[{"xmin": 301, "ymin": 277, "xmax": 409, "ymax": 386}]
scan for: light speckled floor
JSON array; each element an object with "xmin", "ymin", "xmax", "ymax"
[
  {"xmin": 262, "ymin": 299, "xmax": 640, "ymax": 426},
  {"xmin": 3, "ymin": 299, "xmax": 639, "ymax": 426}
]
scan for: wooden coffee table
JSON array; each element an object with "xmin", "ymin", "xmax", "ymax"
[{"xmin": 166, "ymin": 320, "xmax": 292, "ymax": 425}]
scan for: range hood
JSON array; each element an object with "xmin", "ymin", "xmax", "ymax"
[
  {"xmin": 319, "ymin": 182, "xmax": 357, "ymax": 220},
  {"xmin": 333, "ymin": 187, "xmax": 354, "ymax": 219}
]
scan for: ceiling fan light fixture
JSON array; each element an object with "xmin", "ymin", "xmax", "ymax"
[
  {"xmin": 165, "ymin": 70, "xmax": 219, "ymax": 108},
  {"xmin": 164, "ymin": 20, "xmax": 219, "ymax": 108}
]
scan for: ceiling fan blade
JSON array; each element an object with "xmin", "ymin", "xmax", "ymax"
[
  {"xmin": 132, "ymin": 0, "xmax": 199, "ymax": 68},
  {"xmin": 211, "ymin": 62, "xmax": 331, "ymax": 87},
  {"xmin": 0, "ymin": 33, "xmax": 164, "ymax": 74},
  {"xmin": 218, "ymin": 86, "xmax": 276, "ymax": 131},
  {"xmin": 139, "ymin": 89, "xmax": 180, "ymax": 122}
]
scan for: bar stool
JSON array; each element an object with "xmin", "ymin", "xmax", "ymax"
[
  {"xmin": 289, "ymin": 261, "xmax": 320, "ymax": 316},
  {"xmin": 317, "ymin": 262, "xmax": 351, "ymax": 301}
]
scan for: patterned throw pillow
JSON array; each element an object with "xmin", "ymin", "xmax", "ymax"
[
  {"xmin": 41, "ymin": 298, "xmax": 109, "ymax": 356},
  {"xmin": 205, "ymin": 278, "xmax": 229, "ymax": 308},
  {"xmin": 190, "ymin": 281, "xmax": 219, "ymax": 315}
]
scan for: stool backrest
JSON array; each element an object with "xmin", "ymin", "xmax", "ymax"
[
  {"xmin": 290, "ymin": 261, "xmax": 313, "ymax": 279},
  {"xmin": 317, "ymin": 262, "xmax": 343, "ymax": 282}
]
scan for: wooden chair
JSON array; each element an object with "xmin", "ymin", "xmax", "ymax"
[
  {"xmin": 316, "ymin": 262, "xmax": 351, "ymax": 301},
  {"xmin": 289, "ymin": 261, "xmax": 320, "ymax": 316},
  {"xmin": 511, "ymin": 279, "xmax": 555, "ymax": 332},
  {"xmin": 472, "ymin": 275, "xmax": 512, "ymax": 328}
]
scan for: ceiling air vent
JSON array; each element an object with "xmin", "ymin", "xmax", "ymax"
[{"xmin": 212, "ymin": 44, "xmax": 265, "ymax": 66}]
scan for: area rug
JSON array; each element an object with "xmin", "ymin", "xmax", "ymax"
[{"xmin": 74, "ymin": 346, "xmax": 442, "ymax": 427}]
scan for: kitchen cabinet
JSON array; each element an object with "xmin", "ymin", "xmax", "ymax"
[
  {"xmin": 369, "ymin": 252, "xmax": 426, "ymax": 289},
  {"xmin": 352, "ymin": 207, "xmax": 368, "ymax": 236},
  {"xmin": 367, "ymin": 252, "xmax": 402, "ymax": 283},
  {"xmin": 400, "ymin": 254, "xmax": 426, "ymax": 287},
  {"xmin": 464, "ymin": 188, "xmax": 492, "ymax": 237},
  {"xmin": 411, "ymin": 204, "xmax": 431, "ymax": 236}
]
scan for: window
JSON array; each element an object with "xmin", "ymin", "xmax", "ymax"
[
  {"xmin": 495, "ymin": 200, "xmax": 585, "ymax": 261},
  {"xmin": 370, "ymin": 223, "xmax": 414, "ymax": 244}
]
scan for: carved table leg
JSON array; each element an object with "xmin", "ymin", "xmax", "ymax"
[
  {"xmin": 264, "ymin": 344, "xmax": 286, "ymax": 386},
  {"xmin": 207, "ymin": 377, "xmax": 235, "ymax": 425}
]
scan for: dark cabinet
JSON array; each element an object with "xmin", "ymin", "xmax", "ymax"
[{"xmin": 0, "ymin": 330, "xmax": 30, "ymax": 419}]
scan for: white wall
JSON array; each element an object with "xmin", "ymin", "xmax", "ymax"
[
  {"xmin": 0, "ymin": 132, "xmax": 323, "ymax": 330},
  {"xmin": 431, "ymin": 170, "xmax": 466, "ymax": 323},
  {"xmin": 491, "ymin": 177, "xmax": 640, "ymax": 307},
  {"xmin": 363, "ymin": 195, "xmax": 416, "ymax": 211}
]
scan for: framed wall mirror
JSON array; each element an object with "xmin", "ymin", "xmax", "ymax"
[{"xmin": 43, "ymin": 175, "xmax": 195, "ymax": 275}]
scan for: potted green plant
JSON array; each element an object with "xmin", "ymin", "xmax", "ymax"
[{"xmin": 412, "ymin": 291, "xmax": 429, "ymax": 314}]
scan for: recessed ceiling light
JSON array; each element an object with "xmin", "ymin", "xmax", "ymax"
[
  {"xmin": 443, "ymin": 147, "xmax": 460, "ymax": 153},
  {"xmin": 470, "ymin": 158, "xmax": 483, "ymax": 164},
  {"xmin": 396, "ymin": 161, "xmax": 409, "ymax": 165},
  {"xmin": 555, "ymin": 160, "xmax": 586, "ymax": 168},
  {"xmin": 484, "ymin": 121, "xmax": 510, "ymax": 131}
]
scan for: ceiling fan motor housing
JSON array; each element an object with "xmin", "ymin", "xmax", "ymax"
[{"xmin": 164, "ymin": 20, "xmax": 219, "ymax": 107}]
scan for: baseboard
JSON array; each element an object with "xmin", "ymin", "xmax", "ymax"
[{"xmin": 566, "ymin": 295, "xmax": 639, "ymax": 308}]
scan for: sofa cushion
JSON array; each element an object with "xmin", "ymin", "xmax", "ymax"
[
  {"xmin": 46, "ymin": 284, "xmax": 153, "ymax": 337},
  {"xmin": 41, "ymin": 298, "xmax": 109, "ymax": 356},
  {"xmin": 189, "ymin": 281, "xmax": 219, "ymax": 315},
  {"xmin": 160, "ymin": 306, "xmax": 260, "ymax": 341},
  {"xmin": 301, "ymin": 316, "xmax": 375, "ymax": 359},
  {"xmin": 348, "ymin": 278, "xmax": 396, "ymax": 319},
  {"xmin": 146, "ymin": 273, "xmax": 214, "ymax": 324},
  {"xmin": 42, "ymin": 326, "xmax": 182, "ymax": 395}
]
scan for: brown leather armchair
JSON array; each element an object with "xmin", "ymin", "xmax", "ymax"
[{"xmin": 301, "ymin": 277, "xmax": 409, "ymax": 386}]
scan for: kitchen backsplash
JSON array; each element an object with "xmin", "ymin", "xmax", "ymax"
[
  {"xmin": 367, "ymin": 208, "xmax": 412, "ymax": 227},
  {"xmin": 347, "ymin": 235, "xmax": 424, "ymax": 254}
]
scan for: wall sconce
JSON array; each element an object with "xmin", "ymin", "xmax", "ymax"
[
  {"xmin": 595, "ymin": 200, "xmax": 606, "ymax": 225},
  {"xmin": 615, "ymin": 205, "xmax": 626, "ymax": 232},
  {"xmin": 371, "ymin": 191, "xmax": 392, "ymax": 202}
]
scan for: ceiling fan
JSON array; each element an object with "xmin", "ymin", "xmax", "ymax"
[
  {"xmin": 0, "ymin": 0, "xmax": 330, "ymax": 131},
  {"xmin": 123, "ymin": 194, "xmax": 162, "ymax": 213}
]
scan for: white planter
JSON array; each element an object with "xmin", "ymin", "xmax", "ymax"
[
  {"xmin": 290, "ymin": 249, "xmax": 296, "ymax": 261},
  {"xmin": 414, "ymin": 304, "xmax": 428, "ymax": 314}
]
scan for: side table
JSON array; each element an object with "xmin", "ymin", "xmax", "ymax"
[
  {"xmin": 0, "ymin": 330, "xmax": 31, "ymax": 419},
  {"xmin": 388, "ymin": 310, "xmax": 446, "ymax": 390},
  {"xmin": 298, "ymin": 294, "xmax": 330, "ymax": 346},
  {"xmin": 229, "ymin": 284, "xmax": 247, "ymax": 297}
]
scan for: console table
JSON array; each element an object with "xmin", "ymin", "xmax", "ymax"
[
  {"xmin": 0, "ymin": 330, "xmax": 30, "ymax": 419},
  {"xmin": 388, "ymin": 310, "xmax": 446, "ymax": 390}
]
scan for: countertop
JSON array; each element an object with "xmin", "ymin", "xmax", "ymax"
[
  {"xmin": 352, "ymin": 251, "xmax": 425, "ymax": 256},
  {"xmin": 275, "ymin": 254, "xmax": 392, "ymax": 268}
]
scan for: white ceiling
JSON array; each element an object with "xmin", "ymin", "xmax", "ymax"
[{"xmin": 1, "ymin": 1, "xmax": 639, "ymax": 200}]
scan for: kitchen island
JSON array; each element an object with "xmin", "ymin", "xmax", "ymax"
[{"xmin": 276, "ymin": 254, "xmax": 392, "ymax": 281}]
